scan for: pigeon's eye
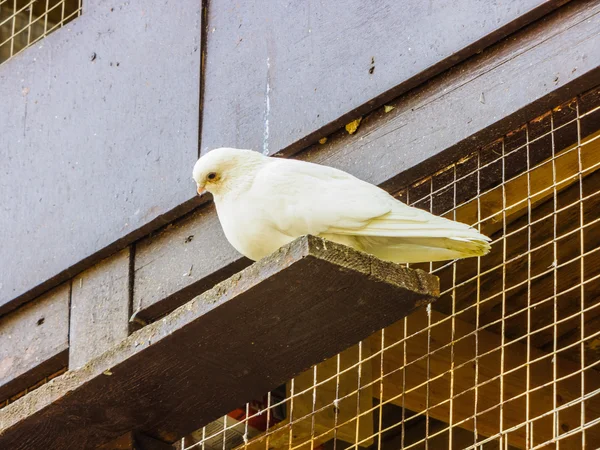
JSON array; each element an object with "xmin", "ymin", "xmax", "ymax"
[{"xmin": 207, "ymin": 172, "xmax": 217, "ymax": 181}]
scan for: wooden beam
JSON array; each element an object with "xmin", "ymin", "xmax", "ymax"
[
  {"xmin": 370, "ymin": 308, "xmax": 600, "ymax": 449},
  {"xmin": 0, "ymin": 236, "xmax": 438, "ymax": 450}
]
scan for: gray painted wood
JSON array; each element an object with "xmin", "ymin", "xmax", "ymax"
[
  {"xmin": 0, "ymin": 236, "xmax": 439, "ymax": 449},
  {"xmin": 200, "ymin": 0, "xmax": 567, "ymax": 156},
  {"xmin": 0, "ymin": 284, "xmax": 69, "ymax": 402},
  {"xmin": 302, "ymin": 0, "xmax": 600, "ymax": 192},
  {"xmin": 0, "ymin": 0, "xmax": 202, "ymax": 315},
  {"xmin": 133, "ymin": 0, "xmax": 600, "ymax": 322},
  {"xmin": 70, "ymin": 248, "xmax": 130, "ymax": 369},
  {"xmin": 0, "ymin": 0, "xmax": 571, "ymax": 316}
]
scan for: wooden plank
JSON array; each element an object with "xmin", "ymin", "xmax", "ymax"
[
  {"xmin": 200, "ymin": 0, "xmax": 568, "ymax": 157},
  {"xmin": 0, "ymin": 0, "xmax": 202, "ymax": 316},
  {"xmin": 371, "ymin": 309, "xmax": 600, "ymax": 449},
  {"xmin": 133, "ymin": 204, "xmax": 251, "ymax": 321},
  {"xmin": 300, "ymin": 0, "xmax": 600, "ymax": 193},
  {"xmin": 70, "ymin": 248, "xmax": 130, "ymax": 370},
  {"xmin": 0, "ymin": 236, "xmax": 439, "ymax": 450},
  {"xmin": 0, "ymin": 284, "xmax": 69, "ymax": 403},
  {"xmin": 134, "ymin": 0, "xmax": 600, "ymax": 323}
]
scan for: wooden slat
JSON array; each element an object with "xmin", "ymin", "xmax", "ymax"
[
  {"xmin": 0, "ymin": 236, "xmax": 438, "ymax": 450},
  {"xmin": 371, "ymin": 309, "xmax": 600, "ymax": 449},
  {"xmin": 70, "ymin": 249, "xmax": 131, "ymax": 369},
  {"xmin": 133, "ymin": 204, "xmax": 251, "ymax": 321},
  {"xmin": 0, "ymin": 284, "xmax": 69, "ymax": 403},
  {"xmin": 303, "ymin": 0, "xmax": 600, "ymax": 193}
]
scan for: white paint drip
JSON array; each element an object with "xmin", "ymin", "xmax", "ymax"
[{"xmin": 262, "ymin": 57, "xmax": 271, "ymax": 155}]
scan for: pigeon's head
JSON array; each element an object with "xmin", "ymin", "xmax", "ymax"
[{"xmin": 192, "ymin": 147, "xmax": 266, "ymax": 197}]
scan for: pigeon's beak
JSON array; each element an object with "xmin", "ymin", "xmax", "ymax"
[{"xmin": 196, "ymin": 185, "xmax": 206, "ymax": 196}]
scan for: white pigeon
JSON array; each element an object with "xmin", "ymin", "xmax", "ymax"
[{"xmin": 192, "ymin": 148, "xmax": 491, "ymax": 263}]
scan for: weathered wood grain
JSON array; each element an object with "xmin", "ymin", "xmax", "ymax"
[
  {"xmin": 0, "ymin": 236, "xmax": 438, "ymax": 450},
  {"xmin": 70, "ymin": 248, "xmax": 131, "ymax": 369},
  {"xmin": 301, "ymin": 0, "xmax": 600, "ymax": 193},
  {"xmin": 0, "ymin": 0, "xmax": 202, "ymax": 316},
  {"xmin": 98, "ymin": 431, "xmax": 175, "ymax": 450},
  {"xmin": 0, "ymin": 284, "xmax": 69, "ymax": 403},
  {"xmin": 200, "ymin": 0, "xmax": 568, "ymax": 157}
]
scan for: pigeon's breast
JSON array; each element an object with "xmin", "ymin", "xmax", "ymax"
[{"xmin": 215, "ymin": 197, "xmax": 295, "ymax": 261}]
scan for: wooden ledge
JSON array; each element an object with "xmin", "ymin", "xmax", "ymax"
[{"xmin": 0, "ymin": 236, "xmax": 439, "ymax": 450}]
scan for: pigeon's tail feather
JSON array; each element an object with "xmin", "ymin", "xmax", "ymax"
[
  {"xmin": 356, "ymin": 235, "xmax": 491, "ymax": 263},
  {"xmin": 324, "ymin": 205, "xmax": 492, "ymax": 263}
]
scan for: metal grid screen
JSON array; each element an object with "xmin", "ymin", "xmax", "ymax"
[
  {"xmin": 0, "ymin": 0, "xmax": 82, "ymax": 65},
  {"xmin": 184, "ymin": 87, "xmax": 600, "ymax": 450}
]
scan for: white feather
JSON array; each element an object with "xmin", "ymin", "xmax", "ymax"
[{"xmin": 192, "ymin": 148, "xmax": 491, "ymax": 263}]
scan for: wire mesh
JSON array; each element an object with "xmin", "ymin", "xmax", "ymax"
[
  {"xmin": 0, "ymin": 0, "xmax": 82, "ymax": 65},
  {"xmin": 179, "ymin": 86, "xmax": 600, "ymax": 450}
]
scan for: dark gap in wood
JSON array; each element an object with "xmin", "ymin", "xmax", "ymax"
[
  {"xmin": 197, "ymin": 0, "xmax": 210, "ymax": 159},
  {"xmin": 128, "ymin": 244, "xmax": 139, "ymax": 335}
]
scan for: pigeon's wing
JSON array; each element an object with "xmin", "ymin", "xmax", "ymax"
[
  {"xmin": 253, "ymin": 158, "xmax": 486, "ymax": 242},
  {"xmin": 251, "ymin": 158, "xmax": 429, "ymax": 237}
]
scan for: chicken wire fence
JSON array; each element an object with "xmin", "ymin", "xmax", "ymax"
[
  {"xmin": 178, "ymin": 86, "xmax": 600, "ymax": 450},
  {"xmin": 0, "ymin": 0, "xmax": 81, "ymax": 65}
]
